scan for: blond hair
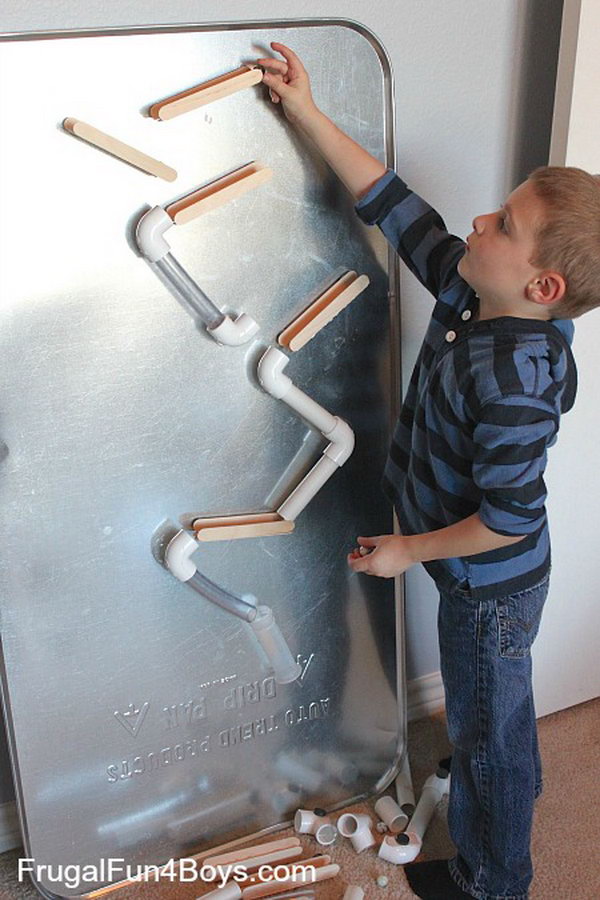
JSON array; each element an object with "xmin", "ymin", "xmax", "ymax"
[{"xmin": 528, "ymin": 166, "xmax": 600, "ymax": 319}]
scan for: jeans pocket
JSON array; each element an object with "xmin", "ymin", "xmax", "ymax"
[{"xmin": 495, "ymin": 574, "xmax": 550, "ymax": 658}]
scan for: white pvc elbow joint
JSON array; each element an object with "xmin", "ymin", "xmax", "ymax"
[
  {"xmin": 165, "ymin": 530, "xmax": 199, "ymax": 582},
  {"xmin": 136, "ymin": 206, "xmax": 173, "ymax": 262},
  {"xmin": 323, "ymin": 417, "xmax": 355, "ymax": 466},
  {"xmin": 378, "ymin": 832, "xmax": 422, "ymax": 865},
  {"xmin": 336, "ymin": 813, "xmax": 375, "ymax": 854},
  {"xmin": 257, "ymin": 347, "xmax": 293, "ymax": 399},
  {"xmin": 208, "ymin": 313, "xmax": 260, "ymax": 346}
]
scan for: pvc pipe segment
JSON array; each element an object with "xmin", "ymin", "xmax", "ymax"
[
  {"xmin": 374, "ymin": 794, "xmax": 409, "ymax": 834},
  {"xmin": 136, "ymin": 206, "xmax": 259, "ymax": 345},
  {"xmin": 395, "ymin": 752, "xmax": 416, "ymax": 815},
  {"xmin": 257, "ymin": 347, "xmax": 355, "ymax": 521},
  {"xmin": 379, "ymin": 769, "xmax": 451, "ymax": 864},
  {"xmin": 164, "ymin": 530, "xmax": 301, "ymax": 684},
  {"xmin": 336, "ymin": 813, "xmax": 375, "ymax": 853}
]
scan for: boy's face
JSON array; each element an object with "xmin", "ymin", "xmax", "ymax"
[{"xmin": 458, "ymin": 179, "xmax": 547, "ymax": 307}]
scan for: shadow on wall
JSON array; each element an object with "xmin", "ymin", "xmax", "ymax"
[
  {"xmin": 513, "ymin": 0, "xmax": 565, "ymax": 183},
  {"xmin": 0, "ymin": 710, "xmax": 14, "ymax": 804}
]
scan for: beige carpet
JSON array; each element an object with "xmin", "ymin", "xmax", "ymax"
[{"xmin": 0, "ymin": 698, "xmax": 598, "ymax": 899}]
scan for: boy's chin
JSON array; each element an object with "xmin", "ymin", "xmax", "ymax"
[{"xmin": 457, "ymin": 257, "xmax": 476, "ymax": 290}]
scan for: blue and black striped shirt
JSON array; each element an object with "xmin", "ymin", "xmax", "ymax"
[{"xmin": 355, "ymin": 170, "xmax": 577, "ymax": 600}]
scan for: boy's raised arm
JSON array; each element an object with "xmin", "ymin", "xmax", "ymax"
[{"xmin": 257, "ymin": 43, "xmax": 387, "ymax": 200}]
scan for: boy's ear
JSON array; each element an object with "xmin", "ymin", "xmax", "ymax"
[{"xmin": 525, "ymin": 271, "xmax": 566, "ymax": 307}]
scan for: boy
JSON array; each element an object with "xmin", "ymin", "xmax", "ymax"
[{"xmin": 258, "ymin": 43, "xmax": 599, "ymax": 899}]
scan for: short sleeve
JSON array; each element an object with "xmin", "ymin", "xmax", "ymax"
[{"xmin": 473, "ymin": 396, "xmax": 559, "ymax": 536}]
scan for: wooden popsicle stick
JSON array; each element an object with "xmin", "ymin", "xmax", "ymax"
[
  {"xmin": 166, "ymin": 162, "xmax": 272, "ymax": 225},
  {"xmin": 241, "ymin": 856, "xmax": 331, "ymax": 888},
  {"xmin": 193, "ymin": 512, "xmax": 294, "ymax": 542},
  {"xmin": 242, "ymin": 863, "xmax": 340, "ymax": 898},
  {"xmin": 151, "ymin": 65, "xmax": 264, "ymax": 120},
  {"xmin": 62, "ymin": 118, "xmax": 177, "ymax": 181},
  {"xmin": 203, "ymin": 837, "xmax": 301, "ymax": 868},
  {"xmin": 278, "ymin": 272, "xmax": 370, "ymax": 352},
  {"xmin": 212, "ymin": 846, "xmax": 304, "ymax": 880}
]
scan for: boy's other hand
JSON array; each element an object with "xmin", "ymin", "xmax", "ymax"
[
  {"xmin": 256, "ymin": 42, "xmax": 318, "ymax": 127},
  {"xmin": 347, "ymin": 535, "xmax": 417, "ymax": 578}
]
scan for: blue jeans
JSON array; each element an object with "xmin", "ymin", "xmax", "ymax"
[{"xmin": 438, "ymin": 572, "xmax": 550, "ymax": 900}]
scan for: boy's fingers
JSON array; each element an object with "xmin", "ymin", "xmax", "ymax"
[
  {"xmin": 262, "ymin": 74, "xmax": 291, "ymax": 100},
  {"xmin": 270, "ymin": 41, "xmax": 306, "ymax": 74},
  {"xmin": 256, "ymin": 57, "xmax": 289, "ymax": 76},
  {"xmin": 357, "ymin": 535, "xmax": 377, "ymax": 547}
]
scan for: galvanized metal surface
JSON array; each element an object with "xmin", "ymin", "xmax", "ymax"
[{"xmin": 0, "ymin": 21, "xmax": 402, "ymax": 897}]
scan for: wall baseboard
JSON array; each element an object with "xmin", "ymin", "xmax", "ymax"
[
  {"xmin": 0, "ymin": 800, "xmax": 20, "ymax": 854},
  {"xmin": 407, "ymin": 670, "xmax": 445, "ymax": 722}
]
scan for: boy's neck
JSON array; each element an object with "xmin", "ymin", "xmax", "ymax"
[{"xmin": 474, "ymin": 294, "xmax": 552, "ymax": 323}]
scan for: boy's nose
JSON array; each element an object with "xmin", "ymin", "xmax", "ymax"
[{"xmin": 473, "ymin": 215, "xmax": 485, "ymax": 234}]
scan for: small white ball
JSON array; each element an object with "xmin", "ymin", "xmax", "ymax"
[
  {"xmin": 376, "ymin": 875, "xmax": 389, "ymax": 888},
  {"xmin": 376, "ymin": 821, "xmax": 388, "ymax": 833}
]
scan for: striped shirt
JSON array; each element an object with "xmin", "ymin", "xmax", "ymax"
[{"xmin": 355, "ymin": 170, "xmax": 577, "ymax": 600}]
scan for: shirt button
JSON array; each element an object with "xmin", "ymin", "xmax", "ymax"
[
  {"xmin": 445, "ymin": 330, "xmax": 457, "ymax": 342},
  {"xmin": 461, "ymin": 309, "xmax": 472, "ymax": 321}
]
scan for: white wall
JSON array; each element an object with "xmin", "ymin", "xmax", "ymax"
[
  {"xmin": 0, "ymin": 0, "xmax": 565, "ymax": 806},
  {"xmin": 531, "ymin": 0, "xmax": 600, "ymax": 717}
]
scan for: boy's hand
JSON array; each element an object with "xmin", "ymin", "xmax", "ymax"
[
  {"xmin": 347, "ymin": 534, "xmax": 417, "ymax": 579},
  {"xmin": 256, "ymin": 42, "xmax": 318, "ymax": 127}
]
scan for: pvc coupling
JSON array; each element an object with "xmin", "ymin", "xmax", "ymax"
[
  {"xmin": 294, "ymin": 808, "xmax": 337, "ymax": 846},
  {"xmin": 374, "ymin": 794, "xmax": 409, "ymax": 834},
  {"xmin": 378, "ymin": 832, "xmax": 422, "ymax": 865},
  {"xmin": 336, "ymin": 813, "xmax": 375, "ymax": 853}
]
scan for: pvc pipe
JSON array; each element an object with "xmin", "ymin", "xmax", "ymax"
[
  {"xmin": 165, "ymin": 531, "xmax": 256, "ymax": 621},
  {"xmin": 249, "ymin": 606, "xmax": 302, "ymax": 684},
  {"xmin": 136, "ymin": 205, "xmax": 173, "ymax": 262},
  {"xmin": 277, "ymin": 456, "xmax": 339, "ymax": 521},
  {"xmin": 343, "ymin": 888, "xmax": 365, "ymax": 900},
  {"xmin": 164, "ymin": 531, "xmax": 299, "ymax": 683},
  {"xmin": 379, "ymin": 768, "xmax": 451, "ymax": 864},
  {"xmin": 336, "ymin": 813, "xmax": 375, "ymax": 853},
  {"xmin": 395, "ymin": 752, "xmax": 416, "ymax": 816},
  {"xmin": 257, "ymin": 347, "xmax": 355, "ymax": 521},
  {"xmin": 374, "ymin": 795, "xmax": 409, "ymax": 834},
  {"xmin": 152, "ymin": 253, "xmax": 224, "ymax": 329},
  {"xmin": 408, "ymin": 769, "xmax": 450, "ymax": 840},
  {"xmin": 188, "ymin": 571, "xmax": 257, "ymax": 623},
  {"xmin": 136, "ymin": 206, "xmax": 260, "ymax": 345}
]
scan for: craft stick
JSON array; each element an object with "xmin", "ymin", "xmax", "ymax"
[
  {"xmin": 213, "ymin": 846, "xmax": 304, "ymax": 880},
  {"xmin": 151, "ymin": 65, "xmax": 264, "ymax": 120},
  {"xmin": 204, "ymin": 837, "xmax": 301, "ymax": 869},
  {"xmin": 166, "ymin": 162, "xmax": 272, "ymax": 225},
  {"xmin": 278, "ymin": 272, "xmax": 370, "ymax": 352},
  {"xmin": 62, "ymin": 118, "xmax": 177, "ymax": 181},
  {"xmin": 193, "ymin": 512, "xmax": 294, "ymax": 542},
  {"xmin": 241, "ymin": 856, "xmax": 331, "ymax": 888},
  {"xmin": 242, "ymin": 863, "xmax": 340, "ymax": 898}
]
